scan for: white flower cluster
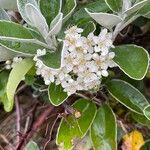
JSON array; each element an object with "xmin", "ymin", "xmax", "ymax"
[
  {"xmin": 34, "ymin": 26, "xmax": 117, "ymax": 95},
  {"xmin": 5, "ymin": 57, "xmax": 23, "ymax": 70}
]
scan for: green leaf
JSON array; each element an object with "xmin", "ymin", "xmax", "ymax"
[
  {"xmin": 62, "ymin": 0, "xmax": 77, "ymax": 22},
  {"xmin": 124, "ymin": 0, "xmax": 149, "ymax": 16},
  {"xmin": 17, "ymin": 0, "xmax": 38, "ymax": 25},
  {"xmin": 81, "ymin": 21, "xmax": 96, "ymax": 37},
  {"xmin": 0, "ymin": 71, "xmax": 9, "ymax": 98},
  {"xmin": 25, "ymin": 141, "xmax": 39, "ymax": 150},
  {"xmin": 104, "ymin": 0, "xmax": 122, "ymax": 12},
  {"xmin": 144, "ymin": 105, "xmax": 150, "ymax": 120},
  {"xmin": 25, "ymin": 3, "xmax": 49, "ymax": 38},
  {"xmin": 39, "ymin": 42, "xmax": 63, "ymax": 69},
  {"xmin": 6, "ymin": 58, "xmax": 34, "ymax": 112},
  {"xmin": 90, "ymin": 104, "xmax": 117, "ymax": 150},
  {"xmin": 132, "ymin": 112, "xmax": 150, "ymax": 128},
  {"xmin": 0, "ymin": 8, "xmax": 10, "ymax": 20},
  {"xmin": 107, "ymin": 79, "xmax": 149, "ymax": 114},
  {"xmin": 73, "ymin": 1, "xmax": 109, "ymax": 24},
  {"xmin": 112, "ymin": 44, "xmax": 149, "ymax": 80},
  {"xmin": 0, "ymin": 46, "xmax": 19, "ymax": 62},
  {"xmin": 39, "ymin": 0, "xmax": 62, "ymax": 25},
  {"xmin": 0, "ymin": 0, "xmax": 17, "ymax": 10},
  {"xmin": 0, "ymin": 20, "xmax": 49, "ymax": 55},
  {"xmin": 85, "ymin": 8, "xmax": 122, "ymax": 29},
  {"xmin": 56, "ymin": 99, "xmax": 97, "ymax": 150},
  {"xmin": 47, "ymin": 13, "xmax": 63, "ymax": 36},
  {"xmin": 48, "ymin": 83, "xmax": 68, "ymax": 106},
  {"xmin": 137, "ymin": 2, "xmax": 150, "ymax": 18}
]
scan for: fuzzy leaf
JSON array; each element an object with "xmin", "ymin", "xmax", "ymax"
[
  {"xmin": 0, "ymin": 46, "xmax": 20, "ymax": 62},
  {"xmin": 90, "ymin": 104, "xmax": 117, "ymax": 150},
  {"xmin": 132, "ymin": 112, "xmax": 150, "ymax": 128},
  {"xmin": 144, "ymin": 105, "xmax": 150, "ymax": 120},
  {"xmin": 0, "ymin": 8, "xmax": 10, "ymax": 20},
  {"xmin": 0, "ymin": 20, "xmax": 49, "ymax": 55},
  {"xmin": 124, "ymin": 0, "xmax": 149, "ymax": 16},
  {"xmin": 47, "ymin": 13, "xmax": 63, "ymax": 37},
  {"xmin": 73, "ymin": 0, "xmax": 109, "ymax": 23},
  {"xmin": 56, "ymin": 99, "xmax": 97, "ymax": 150},
  {"xmin": 104, "ymin": 0, "xmax": 122, "ymax": 12},
  {"xmin": 25, "ymin": 3, "xmax": 49, "ymax": 38},
  {"xmin": 17, "ymin": 0, "xmax": 38, "ymax": 25},
  {"xmin": 6, "ymin": 58, "xmax": 34, "ymax": 112},
  {"xmin": 39, "ymin": 0, "xmax": 62, "ymax": 25},
  {"xmin": 112, "ymin": 44, "xmax": 149, "ymax": 80},
  {"xmin": 85, "ymin": 8, "xmax": 122, "ymax": 29},
  {"xmin": 107, "ymin": 79, "xmax": 149, "ymax": 114},
  {"xmin": 25, "ymin": 141, "xmax": 39, "ymax": 150},
  {"xmin": 39, "ymin": 42, "xmax": 63, "ymax": 69},
  {"xmin": 62, "ymin": 0, "xmax": 77, "ymax": 22}
]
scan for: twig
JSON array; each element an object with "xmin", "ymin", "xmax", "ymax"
[
  {"xmin": 23, "ymin": 116, "xmax": 30, "ymax": 134},
  {"xmin": 15, "ymin": 96, "xmax": 21, "ymax": 146},
  {"xmin": 43, "ymin": 115, "xmax": 59, "ymax": 150},
  {"xmin": 15, "ymin": 84, "xmax": 28, "ymax": 95},
  {"xmin": 16, "ymin": 105, "xmax": 54, "ymax": 150},
  {"xmin": 0, "ymin": 134, "xmax": 14, "ymax": 150}
]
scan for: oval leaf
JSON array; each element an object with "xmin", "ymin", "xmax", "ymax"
[
  {"xmin": 144, "ymin": 105, "xmax": 150, "ymax": 120},
  {"xmin": 6, "ymin": 58, "xmax": 34, "ymax": 112},
  {"xmin": 47, "ymin": 13, "xmax": 63, "ymax": 37},
  {"xmin": 17, "ymin": 0, "xmax": 38, "ymax": 25},
  {"xmin": 107, "ymin": 79, "xmax": 149, "ymax": 114},
  {"xmin": 25, "ymin": 3, "xmax": 49, "ymax": 38},
  {"xmin": 48, "ymin": 83, "xmax": 68, "ymax": 106},
  {"xmin": 25, "ymin": 141, "xmax": 39, "ymax": 150},
  {"xmin": 112, "ymin": 44, "xmax": 149, "ymax": 80},
  {"xmin": 62, "ymin": 0, "xmax": 77, "ymax": 23},
  {"xmin": 132, "ymin": 112, "xmax": 150, "ymax": 128},
  {"xmin": 124, "ymin": 0, "xmax": 149, "ymax": 16},
  {"xmin": 39, "ymin": 0, "xmax": 62, "ymax": 25},
  {"xmin": 0, "ymin": 8, "xmax": 10, "ymax": 20},
  {"xmin": 39, "ymin": 42, "xmax": 63, "ymax": 69},
  {"xmin": 85, "ymin": 8, "xmax": 122, "ymax": 29},
  {"xmin": 90, "ymin": 104, "xmax": 117, "ymax": 150},
  {"xmin": 56, "ymin": 99, "xmax": 97, "ymax": 150},
  {"xmin": 104, "ymin": 0, "xmax": 122, "ymax": 12},
  {"xmin": 0, "ymin": 20, "xmax": 50, "ymax": 55},
  {"xmin": 0, "ymin": 46, "xmax": 19, "ymax": 62}
]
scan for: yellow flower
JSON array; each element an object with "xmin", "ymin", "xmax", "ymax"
[{"xmin": 122, "ymin": 130, "xmax": 145, "ymax": 150}]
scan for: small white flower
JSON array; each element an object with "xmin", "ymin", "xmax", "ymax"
[{"xmin": 34, "ymin": 26, "xmax": 116, "ymax": 96}]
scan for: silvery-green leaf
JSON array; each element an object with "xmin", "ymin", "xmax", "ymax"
[
  {"xmin": 122, "ymin": 0, "xmax": 132, "ymax": 12},
  {"xmin": 0, "ymin": 8, "xmax": 10, "ymax": 20},
  {"xmin": 85, "ymin": 8, "xmax": 122, "ymax": 29},
  {"xmin": 62, "ymin": 0, "xmax": 77, "ymax": 23},
  {"xmin": 124, "ymin": 0, "xmax": 149, "ymax": 16},
  {"xmin": 17, "ymin": 0, "xmax": 38, "ymax": 25},
  {"xmin": 47, "ymin": 13, "xmax": 63, "ymax": 37},
  {"xmin": 104, "ymin": 0, "xmax": 122, "ymax": 12},
  {"xmin": 39, "ymin": 0, "xmax": 62, "ymax": 25},
  {"xmin": 0, "ymin": 46, "xmax": 18, "ymax": 62},
  {"xmin": 144, "ymin": 12, "xmax": 150, "ymax": 19},
  {"xmin": 25, "ymin": 141, "xmax": 39, "ymax": 150},
  {"xmin": 25, "ymin": 3, "xmax": 49, "ymax": 38},
  {"xmin": 144, "ymin": 105, "xmax": 150, "ymax": 120},
  {"xmin": 0, "ymin": 0, "xmax": 17, "ymax": 10}
]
